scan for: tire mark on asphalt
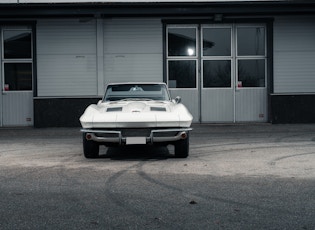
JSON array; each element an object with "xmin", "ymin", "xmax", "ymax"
[
  {"xmin": 135, "ymin": 166, "xmax": 298, "ymax": 216},
  {"xmin": 102, "ymin": 159, "xmax": 187, "ymax": 229},
  {"xmin": 103, "ymin": 161, "xmax": 148, "ymax": 215},
  {"xmin": 190, "ymin": 142, "xmax": 315, "ymax": 159},
  {"xmin": 268, "ymin": 151, "xmax": 315, "ymax": 166}
]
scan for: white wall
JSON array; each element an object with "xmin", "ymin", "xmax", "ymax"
[
  {"xmin": 37, "ymin": 19, "xmax": 97, "ymax": 96},
  {"xmin": 36, "ymin": 18, "xmax": 163, "ymax": 96},
  {"xmin": 103, "ymin": 18, "xmax": 163, "ymax": 84},
  {"xmin": 273, "ymin": 16, "xmax": 315, "ymax": 94},
  {"xmin": 36, "ymin": 16, "xmax": 315, "ymax": 97}
]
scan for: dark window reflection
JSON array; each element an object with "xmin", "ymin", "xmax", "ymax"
[
  {"xmin": 203, "ymin": 60, "xmax": 231, "ymax": 88},
  {"xmin": 168, "ymin": 28, "xmax": 196, "ymax": 56},
  {"xmin": 203, "ymin": 28, "xmax": 231, "ymax": 56},
  {"xmin": 4, "ymin": 30, "xmax": 32, "ymax": 59},
  {"xmin": 238, "ymin": 60, "xmax": 265, "ymax": 87},
  {"xmin": 237, "ymin": 27, "xmax": 265, "ymax": 56},
  {"xmin": 4, "ymin": 63, "xmax": 32, "ymax": 91},
  {"xmin": 168, "ymin": 60, "xmax": 196, "ymax": 88}
]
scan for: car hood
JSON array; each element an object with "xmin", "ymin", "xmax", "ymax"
[
  {"xmin": 104, "ymin": 100, "xmax": 172, "ymax": 113},
  {"xmin": 80, "ymin": 100, "xmax": 193, "ymax": 128}
]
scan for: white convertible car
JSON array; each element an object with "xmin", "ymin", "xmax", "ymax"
[{"xmin": 80, "ymin": 82, "xmax": 193, "ymax": 158}]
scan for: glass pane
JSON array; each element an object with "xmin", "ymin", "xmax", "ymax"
[
  {"xmin": 104, "ymin": 84, "xmax": 170, "ymax": 101},
  {"xmin": 3, "ymin": 30, "xmax": 32, "ymax": 59},
  {"xmin": 238, "ymin": 60, "xmax": 265, "ymax": 87},
  {"xmin": 203, "ymin": 60, "xmax": 231, "ymax": 88},
  {"xmin": 203, "ymin": 28, "xmax": 231, "ymax": 56},
  {"xmin": 237, "ymin": 27, "xmax": 265, "ymax": 56},
  {"xmin": 168, "ymin": 60, "xmax": 196, "ymax": 88},
  {"xmin": 168, "ymin": 28, "xmax": 196, "ymax": 56},
  {"xmin": 4, "ymin": 63, "xmax": 32, "ymax": 91}
]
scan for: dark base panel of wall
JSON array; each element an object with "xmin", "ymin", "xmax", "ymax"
[
  {"xmin": 34, "ymin": 95, "xmax": 315, "ymax": 127},
  {"xmin": 271, "ymin": 94, "xmax": 315, "ymax": 124},
  {"xmin": 34, "ymin": 98, "xmax": 101, "ymax": 128}
]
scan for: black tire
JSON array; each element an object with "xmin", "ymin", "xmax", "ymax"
[
  {"xmin": 174, "ymin": 133, "xmax": 189, "ymax": 158},
  {"xmin": 82, "ymin": 133, "xmax": 99, "ymax": 158}
]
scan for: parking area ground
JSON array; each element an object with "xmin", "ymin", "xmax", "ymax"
[{"xmin": 0, "ymin": 124, "xmax": 315, "ymax": 229}]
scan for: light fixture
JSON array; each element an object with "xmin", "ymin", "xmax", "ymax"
[
  {"xmin": 214, "ymin": 14, "xmax": 223, "ymax": 22},
  {"xmin": 187, "ymin": 48, "xmax": 195, "ymax": 56}
]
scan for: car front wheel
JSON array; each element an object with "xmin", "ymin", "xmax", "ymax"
[
  {"xmin": 82, "ymin": 133, "xmax": 99, "ymax": 158},
  {"xmin": 174, "ymin": 133, "xmax": 189, "ymax": 158}
]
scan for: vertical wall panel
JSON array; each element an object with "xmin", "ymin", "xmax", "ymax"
[
  {"xmin": 201, "ymin": 89, "xmax": 234, "ymax": 122},
  {"xmin": 235, "ymin": 89, "xmax": 267, "ymax": 122},
  {"xmin": 274, "ymin": 16, "xmax": 315, "ymax": 93},
  {"xmin": 103, "ymin": 18, "xmax": 163, "ymax": 84},
  {"xmin": 37, "ymin": 19, "xmax": 97, "ymax": 96},
  {"xmin": 2, "ymin": 92, "xmax": 33, "ymax": 126}
]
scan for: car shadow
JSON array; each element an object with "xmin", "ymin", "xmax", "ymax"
[{"xmin": 99, "ymin": 145, "xmax": 174, "ymax": 161}]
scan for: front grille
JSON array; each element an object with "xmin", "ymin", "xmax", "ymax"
[{"xmin": 121, "ymin": 129, "xmax": 152, "ymax": 137}]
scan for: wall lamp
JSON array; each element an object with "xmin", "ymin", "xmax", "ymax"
[{"xmin": 214, "ymin": 14, "xmax": 223, "ymax": 22}]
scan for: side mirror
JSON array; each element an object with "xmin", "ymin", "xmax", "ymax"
[
  {"xmin": 174, "ymin": 96, "xmax": 181, "ymax": 104},
  {"xmin": 97, "ymin": 100, "xmax": 102, "ymax": 105}
]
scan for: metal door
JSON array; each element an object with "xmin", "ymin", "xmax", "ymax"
[
  {"xmin": 1, "ymin": 28, "xmax": 33, "ymax": 127},
  {"xmin": 234, "ymin": 25, "xmax": 267, "ymax": 122},
  {"xmin": 166, "ymin": 25, "xmax": 200, "ymax": 122},
  {"xmin": 201, "ymin": 25, "xmax": 234, "ymax": 122},
  {"xmin": 201, "ymin": 24, "xmax": 267, "ymax": 122}
]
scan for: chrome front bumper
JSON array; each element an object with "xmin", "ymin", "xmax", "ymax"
[{"xmin": 81, "ymin": 128, "xmax": 192, "ymax": 145}]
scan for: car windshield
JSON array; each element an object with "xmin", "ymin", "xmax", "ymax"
[{"xmin": 103, "ymin": 84, "xmax": 171, "ymax": 102}]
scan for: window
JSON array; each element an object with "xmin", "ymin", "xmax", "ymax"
[
  {"xmin": 2, "ymin": 29, "xmax": 33, "ymax": 91},
  {"xmin": 4, "ymin": 63, "xmax": 32, "ymax": 91},
  {"xmin": 166, "ymin": 25, "xmax": 266, "ymax": 90},
  {"xmin": 168, "ymin": 28, "xmax": 196, "ymax": 57},
  {"xmin": 238, "ymin": 60, "xmax": 265, "ymax": 87},
  {"xmin": 168, "ymin": 60, "xmax": 196, "ymax": 88},
  {"xmin": 202, "ymin": 28, "xmax": 231, "ymax": 56},
  {"xmin": 3, "ymin": 30, "xmax": 32, "ymax": 59},
  {"xmin": 236, "ymin": 26, "xmax": 266, "ymax": 88},
  {"xmin": 202, "ymin": 27, "xmax": 232, "ymax": 88},
  {"xmin": 203, "ymin": 60, "xmax": 231, "ymax": 88},
  {"xmin": 167, "ymin": 26, "xmax": 198, "ymax": 89},
  {"xmin": 237, "ymin": 27, "xmax": 265, "ymax": 56}
]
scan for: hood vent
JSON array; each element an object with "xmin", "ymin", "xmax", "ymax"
[
  {"xmin": 150, "ymin": 107, "xmax": 166, "ymax": 112},
  {"xmin": 107, "ymin": 107, "xmax": 122, "ymax": 112}
]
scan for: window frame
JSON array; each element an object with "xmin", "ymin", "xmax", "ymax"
[
  {"xmin": 235, "ymin": 24, "xmax": 267, "ymax": 89},
  {"xmin": 166, "ymin": 25, "xmax": 199, "ymax": 90},
  {"xmin": 202, "ymin": 59, "xmax": 233, "ymax": 89},
  {"xmin": 1, "ymin": 28, "xmax": 33, "ymax": 92},
  {"xmin": 201, "ymin": 25, "xmax": 233, "ymax": 89}
]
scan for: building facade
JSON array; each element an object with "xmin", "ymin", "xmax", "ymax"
[{"xmin": 0, "ymin": 0, "xmax": 314, "ymax": 127}]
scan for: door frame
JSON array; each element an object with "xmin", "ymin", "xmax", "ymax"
[
  {"xmin": 164, "ymin": 19, "xmax": 273, "ymax": 123},
  {"xmin": 0, "ymin": 24, "xmax": 35, "ymax": 127}
]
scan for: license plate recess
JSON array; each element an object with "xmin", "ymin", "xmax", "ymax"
[{"xmin": 126, "ymin": 137, "xmax": 146, "ymax": 145}]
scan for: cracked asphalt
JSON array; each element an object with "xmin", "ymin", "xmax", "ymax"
[{"xmin": 0, "ymin": 124, "xmax": 315, "ymax": 229}]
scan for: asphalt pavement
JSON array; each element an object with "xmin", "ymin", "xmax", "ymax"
[{"xmin": 0, "ymin": 124, "xmax": 315, "ymax": 229}]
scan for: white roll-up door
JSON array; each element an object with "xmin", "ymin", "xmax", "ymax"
[
  {"xmin": 37, "ymin": 19, "xmax": 97, "ymax": 96},
  {"xmin": 103, "ymin": 18, "xmax": 163, "ymax": 84}
]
